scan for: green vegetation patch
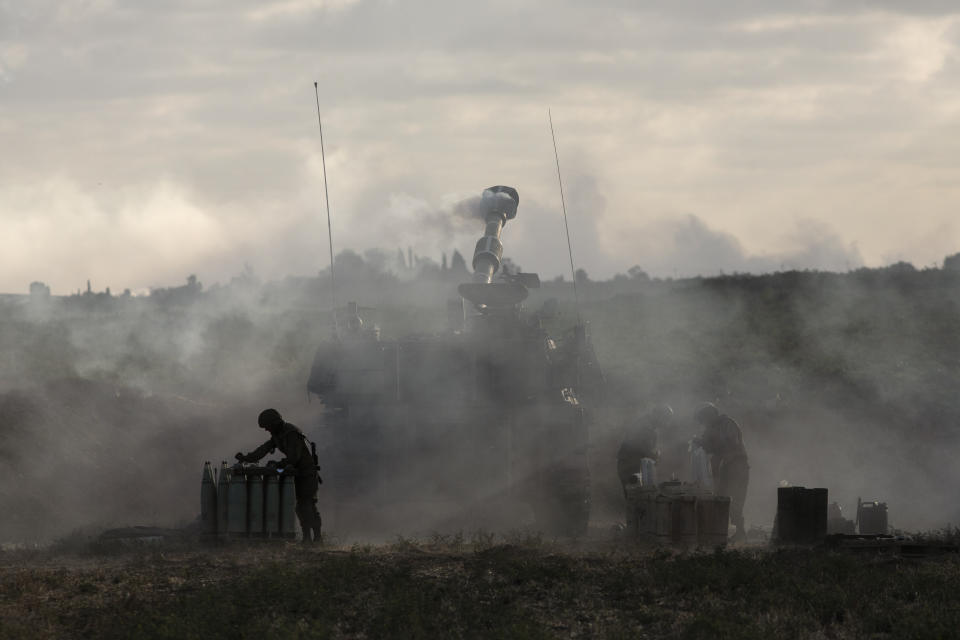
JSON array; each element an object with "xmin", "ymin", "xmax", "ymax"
[{"xmin": 2, "ymin": 545, "xmax": 959, "ymax": 639}]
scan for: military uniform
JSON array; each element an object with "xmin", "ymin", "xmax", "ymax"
[
  {"xmin": 699, "ymin": 413, "xmax": 749, "ymax": 537},
  {"xmin": 244, "ymin": 421, "xmax": 323, "ymax": 542}
]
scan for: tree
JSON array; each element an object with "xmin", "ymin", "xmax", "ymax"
[
  {"xmin": 450, "ymin": 250, "xmax": 468, "ymax": 274},
  {"xmin": 335, "ymin": 250, "xmax": 365, "ymax": 276},
  {"xmin": 29, "ymin": 282, "xmax": 50, "ymax": 298},
  {"xmin": 628, "ymin": 265, "xmax": 650, "ymax": 282}
]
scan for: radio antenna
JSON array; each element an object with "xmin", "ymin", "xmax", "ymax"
[
  {"xmin": 548, "ymin": 109, "xmax": 581, "ymax": 323},
  {"xmin": 314, "ymin": 82, "xmax": 338, "ymax": 333}
]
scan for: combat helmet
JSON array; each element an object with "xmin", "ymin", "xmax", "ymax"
[
  {"xmin": 258, "ymin": 408, "xmax": 284, "ymax": 429},
  {"xmin": 694, "ymin": 402, "xmax": 720, "ymax": 424}
]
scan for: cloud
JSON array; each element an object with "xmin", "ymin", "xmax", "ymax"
[
  {"xmin": 0, "ymin": 178, "xmax": 236, "ymax": 293},
  {"xmin": 1, "ymin": 2, "xmax": 959, "ymax": 291},
  {"xmin": 244, "ymin": 0, "xmax": 360, "ymax": 22},
  {"xmin": 632, "ymin": 215, "xmax": 863, "ymax": 277},
  {"xmin": 884, "ymin": 17, "xmax": 957, "ymax": 82}
]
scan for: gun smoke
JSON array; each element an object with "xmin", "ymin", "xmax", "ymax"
[{"xmin": 1, "ymin": 243, "xmax": 959, "ymax": 543}]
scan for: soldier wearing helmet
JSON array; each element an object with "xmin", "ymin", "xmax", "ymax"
[
  {"xmin": 694, "ymin": 402, "xmax": 749, "ymax": 541},
  {"xmin": 236, "ymin": 408, "xmax": 323, "ymax": 543},
  {"xmin": 617, "ymin": 404, "xmax": 674, "ymax": 497}
]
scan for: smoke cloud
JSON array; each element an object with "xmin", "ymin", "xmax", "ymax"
[
  {"xmin": 630, "ymin": 215, "xmax": 864, "ymax": 278},
  {"xmin": 2, "ymin": 253, "xmax": 959, "ymax": 543}
]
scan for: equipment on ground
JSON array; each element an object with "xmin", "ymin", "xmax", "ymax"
[
  {"xmin": 199, "ymin": 463, "xmax": 298, "ymax": 540},
  {"xmin": 216, "ymin": 461, "xmax": 229, "ymax": 537},
  {"xmin": 827, "ymin": 501, "xmax": 855, "ymax": 534},
  {"xmin": 773, "ymin": 486, "xmax": 828, "ymax": 545},
  {"xmin": 201, "ymin": 461, "xmax": 217, "ymax": 540},
  {"xmin": 625, "ymin": 479, "xmax": 729, "ymax": 548},
  {"xmin": 857, "ymin": 498, "xmax": 889, "ymax": 535}
]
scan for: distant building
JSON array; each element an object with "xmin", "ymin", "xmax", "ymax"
[{"xmin": 150, "ymin": 275, "xmax": 203, "ymax": 306}]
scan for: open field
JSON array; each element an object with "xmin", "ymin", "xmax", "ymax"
[
  {"xmin": 3, "ymin": 265, "xmax": 960, "ymax": 639},
  {"xmin": 1, "ymin": 538, "xmax": 959, "ymax": 639},
  {"xmin": 4, "ymin": 265, "xmax": 960, "ymax": 543}
]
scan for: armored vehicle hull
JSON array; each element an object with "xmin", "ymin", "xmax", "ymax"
[{"xmin": 308, "ymin": 186, "xmax": 599, "ymax": 537}]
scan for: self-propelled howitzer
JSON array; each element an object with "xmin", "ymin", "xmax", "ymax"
[{"xmin": 308, "ymin": 186, "xmax": 601, "ymax": 536}]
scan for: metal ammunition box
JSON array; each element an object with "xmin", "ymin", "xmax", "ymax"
[
  {"xmin": 625, "ymin": 482, "xmax": 729, "ymax": 548},
  {"xmin": 774, "ymin": 486, "xmax": 827, "ymax": 545}
]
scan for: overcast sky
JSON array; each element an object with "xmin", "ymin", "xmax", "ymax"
[{"xmin": 3, "ymin": 1, "xmax": 960, "ymax": 293}]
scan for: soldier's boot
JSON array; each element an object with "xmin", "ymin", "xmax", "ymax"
[
  {"xmin": 731, "ymin": 514, "xmax": 747, "ymax": 544},
  {"xmin": 299, "ymin": 514, "xmax": 322, "ymax": 544},
  {"xmin": 310, "ymin": 512, "xmax": 323, "ymax": 545},
  {"xmin": 296, "ymin": 514, "xmax": 313, "ymax": 544}
]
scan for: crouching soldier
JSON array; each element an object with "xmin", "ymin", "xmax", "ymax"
[{"xmin": 237, "ymin": 408, "xmax": 323, "ymax": 543}]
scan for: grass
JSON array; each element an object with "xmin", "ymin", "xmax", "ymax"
[{"xmin": 1, "ymin": 538, "xmax": 958, "ymax": 639}]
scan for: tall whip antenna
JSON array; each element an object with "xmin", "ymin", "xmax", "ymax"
[
  {"xmin": 548, "ymin": 109, "xmax": 581, "ymax": 323},
  {"xmin": 314, "ymin": 82, "xmax": 337, "ymax": 333}
]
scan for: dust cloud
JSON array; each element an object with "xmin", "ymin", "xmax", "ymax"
[
  {"xmin": 554, "ymin": 263, "xmax": 960, "ymax": 531},
  {"xmin": 1, "ymin": 239, "xmax": 959, "ymax": 544}
]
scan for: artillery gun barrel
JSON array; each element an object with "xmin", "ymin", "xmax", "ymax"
[
  {"xmin": 472, "ymin": 186, "xmax": 519, "ymax": 283},
  {"xmin": 459, "ymin": 185, "xmax": 532, "ymax": 310}
]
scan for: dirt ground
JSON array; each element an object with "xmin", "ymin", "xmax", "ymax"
[{"xmin": 1, "ymin": 537, "xmax": 958, "ymax": 640}]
